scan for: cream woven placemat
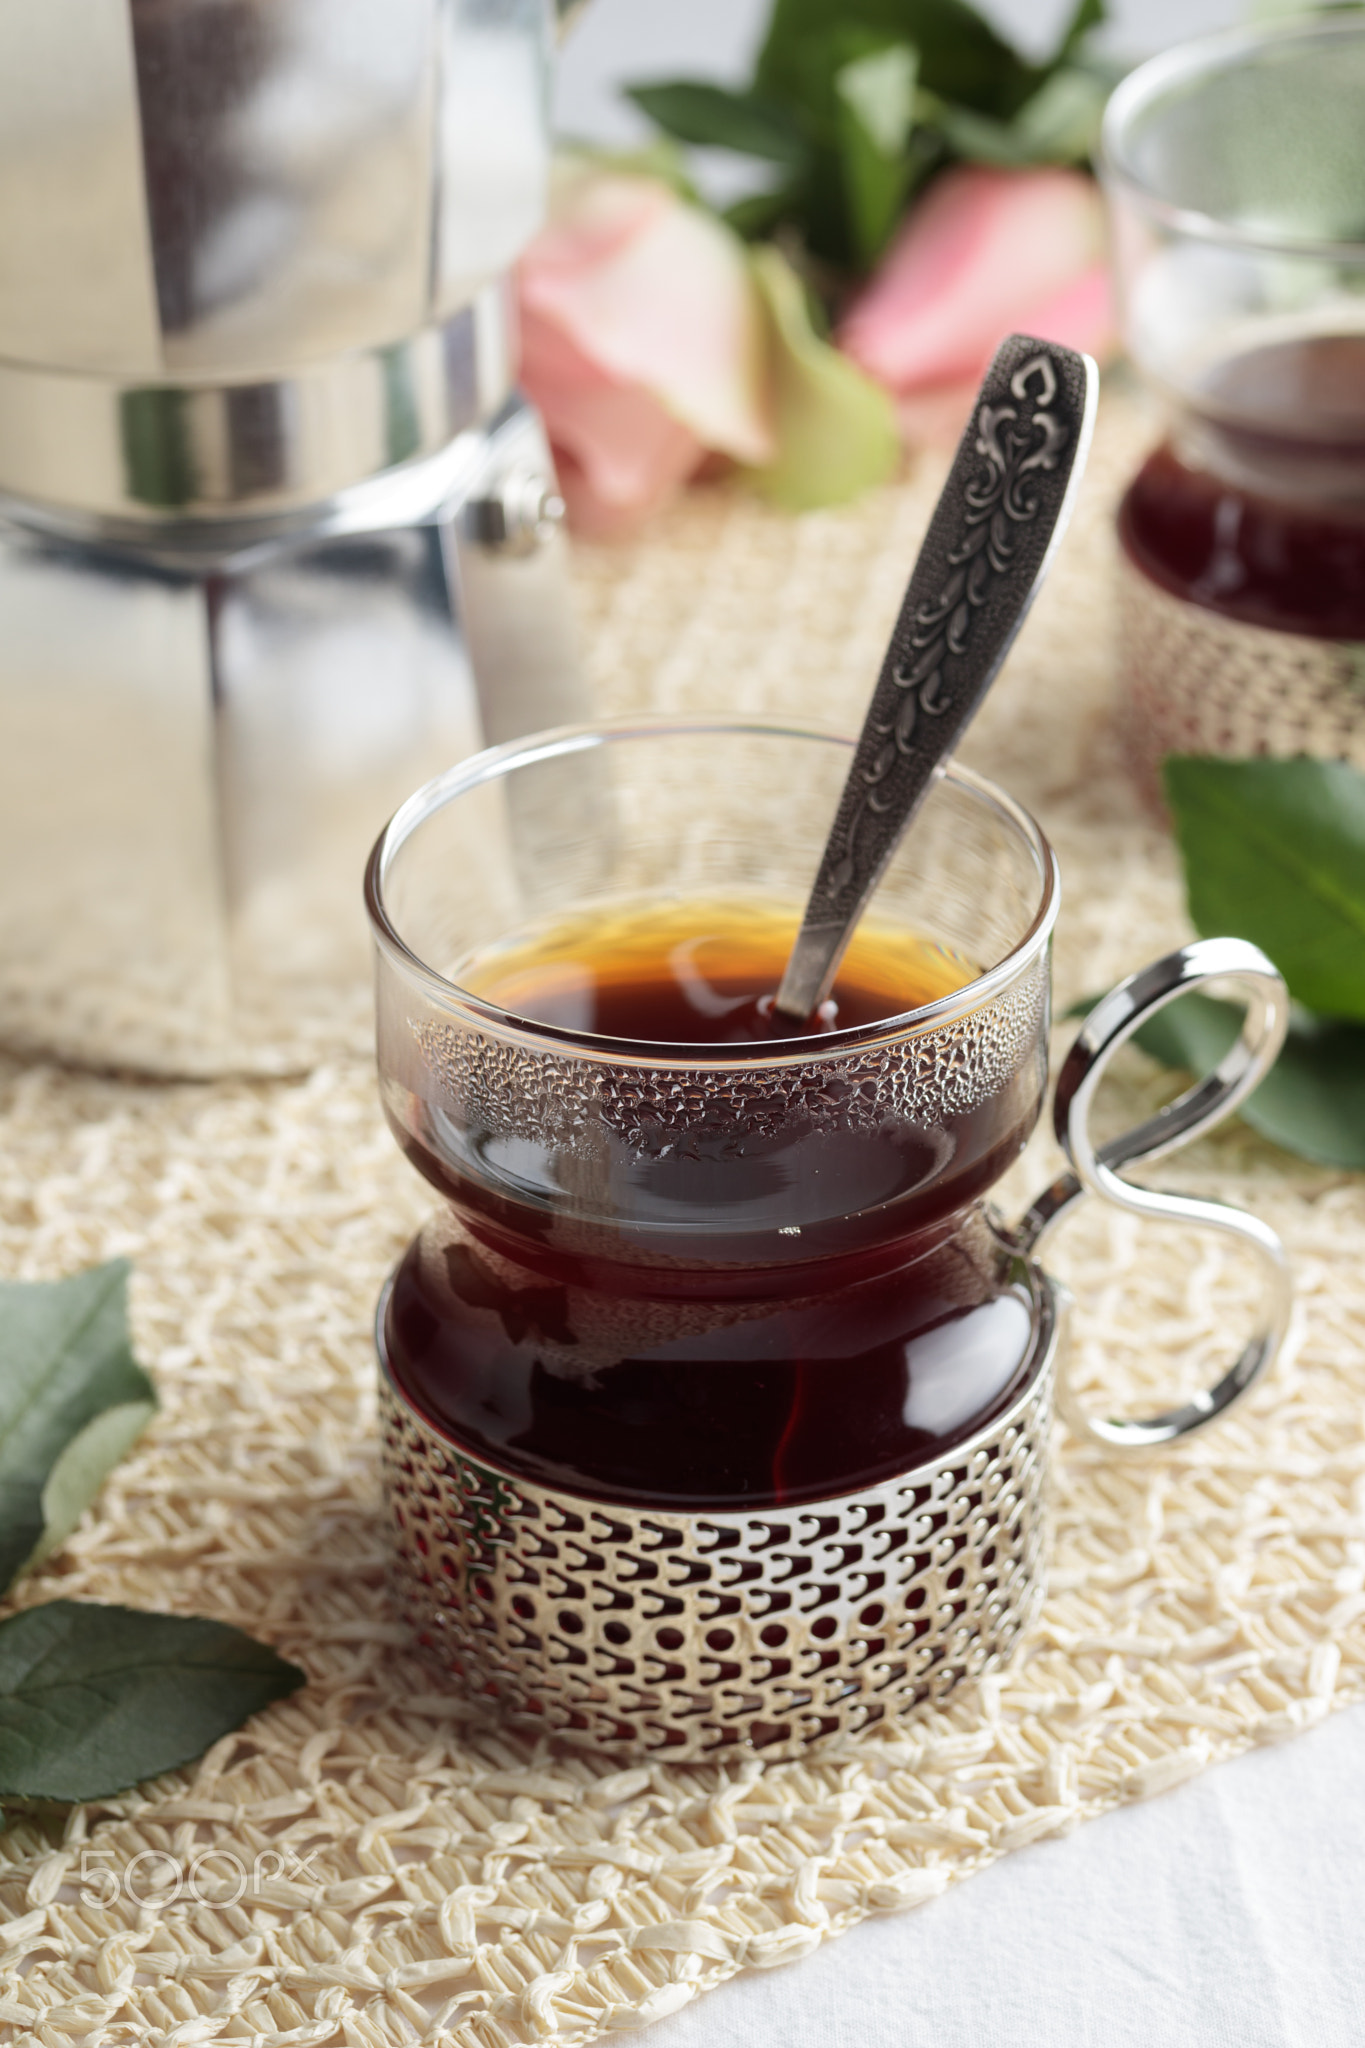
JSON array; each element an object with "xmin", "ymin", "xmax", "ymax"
[{"xmin": 1, "ymin": 392, "xmax": 1362, "ymax": 2047}]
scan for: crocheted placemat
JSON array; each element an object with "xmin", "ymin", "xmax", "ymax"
[{"xmin": 1, "ymin": 391, "xmax": 1361, "ymax": 2047}]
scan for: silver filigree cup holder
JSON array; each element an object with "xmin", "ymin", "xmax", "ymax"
[{"xmin": 365, "ymin": 718, "xmax": 1292, "ymax": 1760}]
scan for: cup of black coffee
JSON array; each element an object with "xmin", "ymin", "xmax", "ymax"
[{"xmin": 366, "ymin": 717, "xmax": 1291, "ymax": 1759}]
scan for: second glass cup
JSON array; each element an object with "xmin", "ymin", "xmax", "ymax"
[{"xmin": 1102, "ymin": 18, "xmax": 1365, "ymax": 799}]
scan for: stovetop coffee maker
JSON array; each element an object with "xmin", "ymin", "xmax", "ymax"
[{"xmin": 0, "ymin": 0, "xmax": 584, "ymax": 1076}]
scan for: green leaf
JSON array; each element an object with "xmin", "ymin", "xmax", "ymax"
[
  {"xmin": 1252, "ymin": 1011, "xmax": 1365, "ymax": 1166},
  {"xmin": 724, "ymin": 184, "xmax": 802, "ymax": 242},
  {"xmin": 745, "ymin": 245, "xmax": 901, "ymax": 510},
  {"xmin": 1164, "ymin": 756, "xmax": 1365, "ymax": 1023},
  {"xmin": 932, "ymin": 67, "xmax": 1104, "ymax": 168},
  {"xmin": 0, "ymin": 1601, "xmax": 304, "ymax": 1802},
  {"xmin": 930, "ymin": 97, "xmax": 1033, "ymax": 167},
  {"xmin": 625, "ymin": 1, "xmax": 1108, "ymax": 278},
  {"xmin": 1124, "ymin": 992, "xmax": 1365, "ymax": 1171},
  {"xmin": 32, "ymin": 1403, "xmax": 157, "ymax": 1567},
  {"xmin": 757, "ymin": 0, "xmax": 1036, "ymax": 125},
  {"xmin": 1010, "ymin": 66, "xmax": 1107, "ymax": 160},
  {"xmin": 1054, "ymin": 0, "xmax": 1105, "ymax": 63},
  {"xmin": 835, "ymin": 42, "xmax": 920, "ymax": 265},
  {"xmin": 625, "ymin": 81, "xmax": 809, "ymax": 166},
  {"xmin": 0, "ymin": 1262, "xmax": 157, "ymax": 1595},
  {"xmin": 836, "ymin": 41, "xmax": 919, "ymax": 156}
]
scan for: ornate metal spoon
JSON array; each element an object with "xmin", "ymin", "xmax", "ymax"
[{"xmin": 773, "ymin": 333, "xmax": 1099, "ymax": 1023}]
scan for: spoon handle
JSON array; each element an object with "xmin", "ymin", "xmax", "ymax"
[{"xmin": 774, "ymin": 333, "xmax": 1098, "ymax": 1021}]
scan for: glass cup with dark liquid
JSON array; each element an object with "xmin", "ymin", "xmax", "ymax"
[
  {"xmin": 1102, "ymin": 18, "xmax": 1365, "ymax": 799},
  {"xmin": 367, "ymin": 719, "xmax": 1289, "ymax": 1758}
]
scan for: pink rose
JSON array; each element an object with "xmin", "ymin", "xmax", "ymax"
[
  {"xmin": 517, "ymin": 161, "xmax": 774, "ymax": 537},
  {"xmin": 838, "ymin": 165, "xmax": 1116, "ymax": 445}
]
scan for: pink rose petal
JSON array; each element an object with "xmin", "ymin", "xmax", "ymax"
[
  {"xmin": 516, "ymin": 160, "xmax": 775, "ymax": 532},
  {"xmin": 839, "ymin": 165, "xmax": 1115, "ymax": 418},
  {"xmin": 893, "ymin": 258, "xmax": 1117, "ymax": 445},
  {"xmin": 520, "ymin": 163, "xmax": 773, "ymax": 464},
  {"xmin": 518, "ymin": 305, "xmax": 705, "ymax": 519}
]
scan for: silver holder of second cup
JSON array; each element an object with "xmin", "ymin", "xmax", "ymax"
[{"xmin": 1115, "ymin": 556, "xmax": 1365, "ymax": 810}]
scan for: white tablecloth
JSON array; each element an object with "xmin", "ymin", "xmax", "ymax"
[{"xmin": 653, "ymin": 1704, "xmax": 1365, "ymax": 2048}]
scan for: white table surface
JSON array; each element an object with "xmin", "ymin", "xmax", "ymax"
[{"xmin": 650, "ymin": 1702, "xmax": 1365, "ymax": 2048}]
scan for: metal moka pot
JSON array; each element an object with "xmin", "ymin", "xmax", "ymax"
[{"xmin": 0, "ymin": 0, "xmax": 585, "ymax": 1076}]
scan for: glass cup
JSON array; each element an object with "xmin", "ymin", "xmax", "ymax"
[
  {"xmin": 366, "ymin": 717, "xmax": 1291, "ymax": 1759},
  {"xmin": 1101, "ymin": 19, "xmax": 1365, "ymax": 804}
]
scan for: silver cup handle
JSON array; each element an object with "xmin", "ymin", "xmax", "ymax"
[{"xmin": 1016, "ymin": 937, "xmax": 1294, "ymax": 1452}]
